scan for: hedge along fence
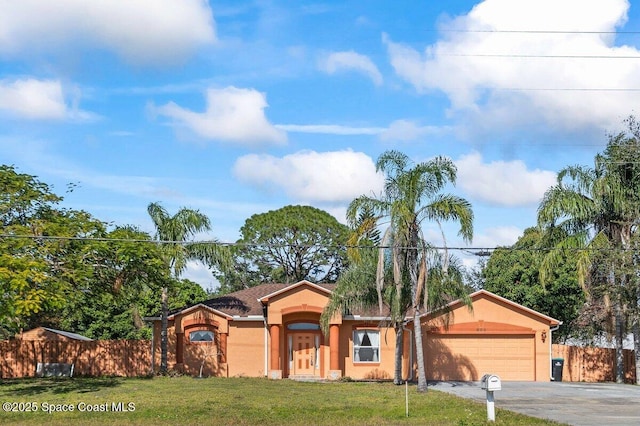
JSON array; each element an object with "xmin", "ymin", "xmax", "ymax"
[
  {"xmin": 0, "ymin": 340, "xmax": 152, "ymax": 379},
  {"xmin": 552, "ymin": 344, "xmax": 636, "ymax": 384}
]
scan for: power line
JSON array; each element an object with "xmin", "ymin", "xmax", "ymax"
[
  {"xmin": 1, "ymin": 233, "xmax": 639, "ymax": 254},
  {"xmin": 471, "ymin": 87, "xmax": 640, "ymax": 92},
  {"xmin": 438, "ymin": 53, "xmax": 640, "ymax": 59},
  {"xmin": 0, "ymin": 233, "xmax": 229, "ymax": 246},
  {"xmin": 437, "ymin": 29, "xmax": 640, "ymax": 35}
]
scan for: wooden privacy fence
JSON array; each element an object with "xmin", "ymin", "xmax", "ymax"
[
  {"xmin": 1, "ymin": 340, "xmax": 636, "ymax": 382},
  {"xmin": 553, "ymin": 344, "xmax": 636, "ymax": 383},
  {"xmin": 0, "ymin": 340, "xmax": 151, "ymax": 379}
]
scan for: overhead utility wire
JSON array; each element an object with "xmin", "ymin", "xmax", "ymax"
[
  {"xmin": 479, "ymin": 87, "xmax": 640, "ymax": 92},
  {"xmin": 1, "ymin": 233, "xmax": 637, "ymax": 254},
  {"xmin": 439, "ymin": 53, "xmax": 640, "ymax": 59},
  {"xmin": 437, "ymin": 29, "xmax": 640, "ymax": 34}
]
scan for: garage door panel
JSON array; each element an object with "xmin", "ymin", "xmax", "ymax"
[{"xmin": 426, "ymin": 334, "xmax": 534, "ymax": 381}]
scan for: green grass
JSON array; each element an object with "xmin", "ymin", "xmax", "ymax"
[{"xmin": 0, "ymin": 376, "xmax": 563, "ymax": 425}]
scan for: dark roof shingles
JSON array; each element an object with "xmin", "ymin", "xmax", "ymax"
[{"xmin": 173, "ymin": 283, "xmax": 337, "ymax": 318}]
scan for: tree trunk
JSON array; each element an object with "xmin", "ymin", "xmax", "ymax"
[
  {"xmin": 633, "ymin": 321, "xmax": 640, "ymax": 385},
  {"xmin": 160, "ymin": 286, "xmax": 168, "ymax": 374},
  {"xmin": 413, "ymin": 310, "xmax": 427, "ymax": 392},
  {"xmin": 394, "ymin": 325, "xmax": 404, "ymax": 385},
  {"xmin": 615, "ymin": 303, "xmax": 624, "ymax": 384}
]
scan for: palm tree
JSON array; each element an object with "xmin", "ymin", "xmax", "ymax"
[
  {"xmin": 537, "ymin": 118, "xmax": 640, "ymax": 383},
  {"xmin": 346, "ymin": 150, "xmax": 473, "ymax": 392},
  {"xmin": 147, "ymin": 202, "xmax": 228, "ymax": 373},
  {"xmin": 322, "ymin": 238, "xmax": 411, "ymax": 385}
]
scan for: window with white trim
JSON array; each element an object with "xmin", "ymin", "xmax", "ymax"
[
  {"xmin": 353, "ymin": 329, "xmax": 380, "ymax": 362},
  {"xmin": 189, "ymin": 330, "xmax": 215, "ymax": 342}
]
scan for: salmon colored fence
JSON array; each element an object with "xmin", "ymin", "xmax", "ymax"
[
  {"xmin": 552, "ymin": 344, "xmax": 636, "ymax": 384},
  {"xmin": 2, "ymin": 340, "xmax": 636, "ymax": 382},
  {"xmin": 0, "ymin": 340, "xmax": 152, "ymax": 379}
]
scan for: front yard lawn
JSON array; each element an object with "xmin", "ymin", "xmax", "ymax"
[{"xmin": 0, "ymin": 376, "xmax": 563, "ymax": 425}]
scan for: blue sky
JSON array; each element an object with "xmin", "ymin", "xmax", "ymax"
[{"xmin": 2, "ymin": 0, "xmax": 640, "ymax": 288}]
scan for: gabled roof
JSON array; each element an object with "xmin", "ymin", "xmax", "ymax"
[
  {"xmin": 169, "ymin": 282, "xmax": 336, "ymax": 318},
  {"xmin": 168, "ymin": 303, "xmax": 234, "ymax": 320},
  {"xmin": 167, "ymin": 284, "xmax": 562, "ymax": 326},
  {"xmin": 257, "ymin": 280, "xmax": 333, "ymax": 302},
  {"xmin": 41, "ymin": 327, "xmax": 92, "ymax": 341},
  {"xmin": 421, "ymin": 289, "xmax": 562, "ymax": 326}
]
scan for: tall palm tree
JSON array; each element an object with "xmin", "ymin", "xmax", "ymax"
[
  {"xmin": 346, "ymin": 150, "xmax": 474, "ymax": 392},
  {"xmin": 322, "ymin": 238, "xmax": 410, "ymax": 385},
  {"xmin": 147, "ymin": 202, "xmax": 228, "ymax": 373},
  {"xmin": 537, "ymin": 118, "xmax": 640, "ymax": 383}
]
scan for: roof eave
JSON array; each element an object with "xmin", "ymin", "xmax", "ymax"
[
  {"xmin": 167, "ymin": 303, "xmax": 235, "ymax": 320},
  {"xmin": 418, "ymin": 289, "xmax": 562, "ymax": 326},
  {"xmin": 258, "ymin": 280, "xmax": 332, "ymax": 302}
]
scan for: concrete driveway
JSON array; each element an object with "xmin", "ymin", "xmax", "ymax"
[{"xmin": 429, "ymin": 380, "xmax": 640, "ymax": 426}]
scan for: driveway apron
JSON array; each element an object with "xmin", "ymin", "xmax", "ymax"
[{"xmin": 429, "ymin": 381, "xmax": 640, "ymax": 426}]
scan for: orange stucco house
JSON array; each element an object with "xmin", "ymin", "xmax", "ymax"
[{"xmin": 152, "ymin": 280, "xmax": 560, "ymax": 381}]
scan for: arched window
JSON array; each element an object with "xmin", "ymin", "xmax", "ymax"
[{"xmin": 189, "ymin": 330, "xmax": 215, "ymax": 342}]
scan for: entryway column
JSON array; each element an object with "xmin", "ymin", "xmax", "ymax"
[
  {"xmin": 176, "ymin": 332, "xmax": 184, "ymax": 372},
  {"xmin": 219, "ymin": 332, "xmax": 227, "ymax": 363},
  {"xmin": 328, "ymin": 324, "xmax": 342, "ymax": 380},
  {"xmin": 269, "ymin": 324, "xmax": 282, "ymax": 379}
]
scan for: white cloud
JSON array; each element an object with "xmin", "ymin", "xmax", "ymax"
[
  {"xmin": 471, "ymin": 225, "xmax": 523, "ymax": 248},
  {"xmin": 0, "ymin": 0, "xmax": 215, "ymax": 65},
  {"xmin": 276, "ymin": 124, "xmax": 385, "ymax": 135},
  {"xmin": 233, "ymin": 150, "xmax": 385, "ymax": 203},
  {"xmin": 319, "ymin": 51, "xmax": 383, "ymax": 85},
  {"xmin": 456, "ymin": 152, "xmax": 556, "ymax": 206},
  {"xmin": 384, "ymin": 0, "xmax": 637, "ymax": 133},
  {"xmin": 379, "ymin": 119, "xmax": 445, "ymax": 141},
  {"xmin": 277, "ymin": 120, "xmax": 450, "ymax": 141},
  {"xmin": 0, "ymin": 78, "xmax": 93, "ymax": 120},
  {"xmin": 156, "ymin": 86, "xmax": 287, "ymax": 146}
]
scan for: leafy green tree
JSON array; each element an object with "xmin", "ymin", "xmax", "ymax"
[
  {"xmin": 0, "ymin": 167, "xmax": 212, "ymax": 341},
  {"xmin": 56, "ymin": 226, "xmax": 177, "ymax": 339},
  {"xmin": 346, "ymin": 150, "xmax": 474, "ymax": 392},
  {"xmin": 537, "ymin": 116, "xmax": 640, "ymax": 383},
  {"xmin": 483, "ymin": 228, "xmax": 585, "ymax": 342},
  {"xmin": 61, "ymin": 275, "xmax": 208, "ymax": 340},
  {"xmin": 168, "ymin": 278, "xmax": 211, "ymax": 309},
  {"xmin": 0, "ymin": 165, "xmax": 105, "ymax": 337},
  {"xmin": 218, "ymin": 205, "xmax": 350, "ymax": 293},
  {"xmin": 0, "ymin": 164, "xmax": 61, "ymax": 226}
]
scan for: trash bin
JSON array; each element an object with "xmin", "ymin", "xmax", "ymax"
[{"xmin": 552, "ymin": 358, "xmax": 564, "ymax": 382}]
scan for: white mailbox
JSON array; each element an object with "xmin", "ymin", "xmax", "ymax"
[
  {"xmin": 481, "ymin": 374, "xmax": 501, "ymax": 391},
  {"xmin": 480, "ymin": 374, "xmax": 501, "ymax": 422}
]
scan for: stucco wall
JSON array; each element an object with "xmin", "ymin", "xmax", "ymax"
[
  {"xmin": 422, "ymin": 293, "xmax": 554, "ymax": 381},
  {"xmin": 340, "ymin": 322, "xmax": 397, "ymax": 380},
  {"xmin": 226, "ymin": 321, "xmax": 266, "ymax": 377},
  {"xmin": 157, "ymin": 287, "xmax": 557, "ymax": 382},
  {"xmin": 266, "ymin": 285, "xmax": 329, "ymax": 325}
]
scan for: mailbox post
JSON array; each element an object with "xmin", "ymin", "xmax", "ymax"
[{"xmin": 480, "ymin": 374, "xmax": 501, "ymax": 422}]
